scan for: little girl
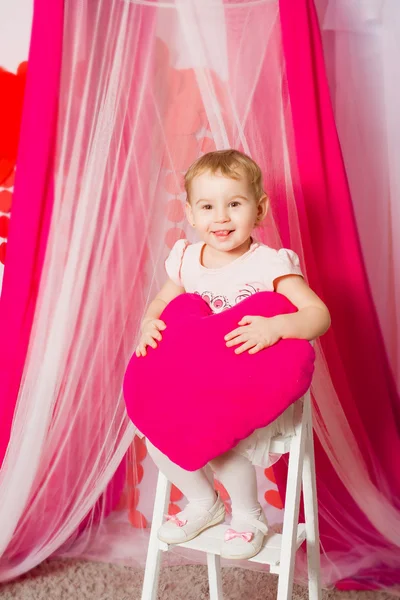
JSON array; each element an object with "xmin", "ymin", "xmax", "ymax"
[{"xmin": 136, "ymin": 149, "xmax": 330, "ymax": 560}]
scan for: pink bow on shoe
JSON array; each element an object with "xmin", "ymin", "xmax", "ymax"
[
  {"xmin": 224, "ymin": 528, "xmax": 254, "ymax": 542},
  {"xmin": 164, "ymin": 514, "xmax": 188, "ymax": 527}
]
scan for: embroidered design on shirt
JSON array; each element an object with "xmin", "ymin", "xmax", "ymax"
[
  {"xmin": 211, "ymin": 294, "xmax": 232, "ymax": 313},
  {"xmin": 235, "ymin": 284, "xmax": 260, "ymax": 305},
  {"xmin": 197, "ymin": 291, "xmax": 232, "ymax": 313}
]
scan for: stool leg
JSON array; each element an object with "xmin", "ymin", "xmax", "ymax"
[
  {"xmin": 207, "ymin": 553, "xmax": 223, "ymax": 600},
  {"xmin": 302, "ymin": 400, "xmax": 321, "ymax": 600},
  {"xmin": 141, "ymin": 473, "xmax": 171, "ymax": 600},
  {"xmin": 277, "ymin": 407, "xmax": 307, "ymax": 600}
]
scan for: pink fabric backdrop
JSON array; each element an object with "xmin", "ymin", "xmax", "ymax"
[
  {"xmin": 0, "ymin": 0, "xmax": 63, "ymax": 467},
  {"xmin": 277, "ymin": 0, "xmax": 400, "ymax": 588}
]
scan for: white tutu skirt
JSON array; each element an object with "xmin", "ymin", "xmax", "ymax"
[{"xmin": 233, "ymin": 405, "xmax": 296, "ymax": 468}]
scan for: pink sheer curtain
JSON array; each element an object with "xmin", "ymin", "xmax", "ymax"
[{"xmin": 277, "ymin": 0, "xmax": 400, "ymax": 588}]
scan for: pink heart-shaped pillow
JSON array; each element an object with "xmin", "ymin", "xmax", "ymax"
[{"xmin": 123, "ymin": 292, "xmax": 315, "ymax": 470}]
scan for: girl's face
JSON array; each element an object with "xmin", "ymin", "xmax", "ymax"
[{"xmin": 186, "ymin": 170, "xmax": 267, "ymax": 254}]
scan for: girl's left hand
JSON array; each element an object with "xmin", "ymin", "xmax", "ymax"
[{"xmin": 225, "ymin": 315, "xmax": 283, "ymax": 355}]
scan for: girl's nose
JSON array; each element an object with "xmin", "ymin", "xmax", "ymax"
[{"xmin": 215, "ymin": 211, "xmax": 229, "ymax": 223}]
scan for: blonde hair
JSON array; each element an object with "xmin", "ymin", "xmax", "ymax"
[{"xmin": 184, "ymin": 149, "xmax": 265, "ymax": 202}]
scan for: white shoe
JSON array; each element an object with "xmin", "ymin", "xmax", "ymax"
[
  {"xmin": 157, "ymin": 494, "xmax": 226, "ymax": 544},
  {"xmin": 220, "ymin": 507, "xmax": 268, "ymax": 560}
]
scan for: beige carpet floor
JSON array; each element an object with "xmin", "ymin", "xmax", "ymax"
[{"xmin": 0, "ymin": 560, "xmax": 396, "ymax": 600}]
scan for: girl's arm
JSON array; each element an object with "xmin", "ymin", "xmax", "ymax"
[
  {"xmin": 274, "ymin": 275, "xmax": 331, "ymax": 341},
  {"xmin": 225, "ymin": 275, "xmax": 330, "ymax": 354},
  {"xmin": 141, "ymin": 279, "xmax": 185, "ymax": 329},
  {"xmin": 136, "ymin": 279, "xmax": 185, "ymax": 357}
]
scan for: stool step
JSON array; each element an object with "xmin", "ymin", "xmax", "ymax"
[{"xmin": 162, "ymin": 523, "xmax": 306, "ymax": 568}]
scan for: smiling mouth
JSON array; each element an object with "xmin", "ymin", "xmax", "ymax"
[{"xmin": 212, "ymin": 230, "xmax": 234, "ymax": 238}]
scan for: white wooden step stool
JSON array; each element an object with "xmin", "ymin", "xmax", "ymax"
[{"xmin": 141, "ymin": 390, "xmax": 321, "ymax": 600}]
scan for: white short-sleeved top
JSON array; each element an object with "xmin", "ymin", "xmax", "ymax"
[{"xmin": 165, "ymin": 239, "xmax": 303, "ymax": 314}]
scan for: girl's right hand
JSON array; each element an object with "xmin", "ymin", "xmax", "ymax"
[{"xmin": 135, "ymin": 319, "xmax": 167, "ymax": 357}]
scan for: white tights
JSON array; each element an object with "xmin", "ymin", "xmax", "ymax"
[{"xmin": 146, "ymin": 440, "xmax": 260, "ymax": 515}]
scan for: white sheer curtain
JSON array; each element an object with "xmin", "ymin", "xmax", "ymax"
[{"xmin": 320, "ymin": 0, "xmax": 400, "ymax": 392}]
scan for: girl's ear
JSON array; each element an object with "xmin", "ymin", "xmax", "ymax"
[
  {"xmin": 256, "ymin": 194, "xmax": 269, "ymax": 225},
  {"xmin": 185, "ymin": 201, "xmax": 195, "ymax": 227}
]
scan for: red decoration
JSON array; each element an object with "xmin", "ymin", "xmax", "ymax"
[
  {"xmin": 264, "ymin": 489, "xmax": 283, "ymax": 510},
  {"xmin": 131, "ymin": 462, "xmax": 144, "ymax": 486},
  {"xmin": 170, "ymin": 484, "xmax": 184, "ymax": 502},
  {"xmin": 0, "ymin": 190, "xmax": 12, "ymax": 213},
  {"xmin": 126, "ymin": 437, "xmax": 148, "ymax": 528},
  {"xmin": 168, "ymin": 503, "xmax": 182, "ymax": 516},
  {"xmin": 133, "ymin": 435, "xmax": 147, "ymax": 462},
  {"xmin": 129, "ymin": 509, "xmax": 147, "ymax": 529},
  {"xmin": 214, "ymin": 479, "xmax": 230, "ymax": 502},
  {"xmin": 2, "ymin": 170, "xmax": 15, "ymax": 189},
  {"xmin": 0, "ymin": 242, "xmax": 6, "ymax": 265},
  {"xmin": 0, "ymin": 216, "xmax": 10, "ymax": 238},
  {"xmin": 264, "ymin": 466, "xmax": 276, "ymax": 484},
  {"xmin": 0, "ymin": 63, "xmax": 27, "ymax": 185}
]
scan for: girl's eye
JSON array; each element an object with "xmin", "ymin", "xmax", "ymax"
[
  {"xmin": 230, "ymin": 201, "xmax": 240, "ymax": 207},
  {"xmin": 202, "ymin": 204, "xmax": 212, "ymax": 210}
]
